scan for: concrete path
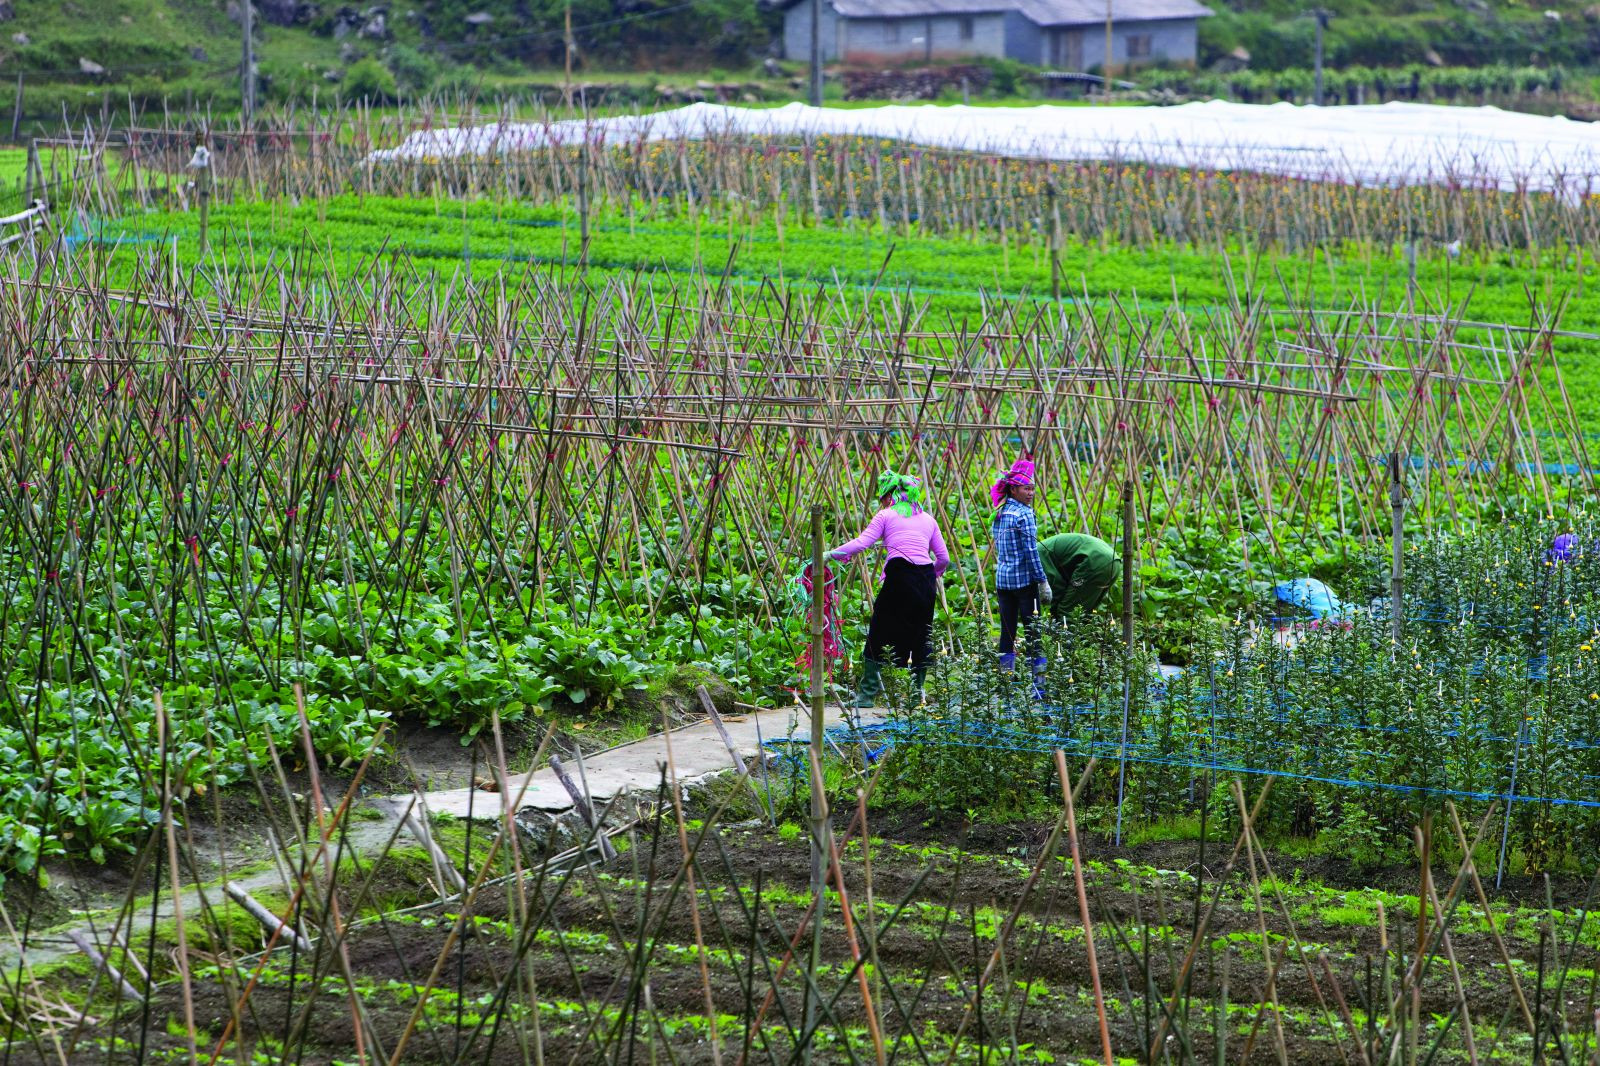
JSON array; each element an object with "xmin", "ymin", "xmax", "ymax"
[{"xmin": 420, "ymin": 700, "xmax": 877, "ymax": 819}]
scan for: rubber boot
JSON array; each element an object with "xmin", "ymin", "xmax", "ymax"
[
  {"xmin": 998, "ymin": 651, "xmax": 1016, "ymax": 673},
  {"xmin": 910, "ymin": 663, "xmax": 929, "ymax": 707},
  {"xmin": 853, "ymin": 658, "xmax": 884, "ymax": 709},
  {"xmin": 1030, "ymin": 656, "xmax": 1048, "ymax": 701}
]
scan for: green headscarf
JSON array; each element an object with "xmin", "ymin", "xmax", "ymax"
[{"xmin": 876, "ymin": 469, "xmax": 925, "ymax": 518}]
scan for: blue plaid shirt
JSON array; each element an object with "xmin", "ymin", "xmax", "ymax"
[{"xmin": 992, "ymin": 499, "xmax": 1046, "ymax": 590}]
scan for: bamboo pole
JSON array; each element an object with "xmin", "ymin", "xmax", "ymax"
[{"xmin": 803, "ymin": 503, "xmax": 826, "ymax": 1063}]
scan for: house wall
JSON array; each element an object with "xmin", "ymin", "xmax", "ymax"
[
  {"xmin": 1002, "ymin": 11, "xmax": 1040, "ymax": 65},
  {"xmin": 782, "ymin": 4, "xmax": 1199, "ymax": 68},
  {"xmin": 837, "ymin": 12, "xmax": 1008, "ymax": 63},
  {"xmin": 782, "ymin": 0, "xmax": 844, "ymax": 63},
  {"xmin": 1042, "ymin": 17, "xmax": 1199, "ymax": 70}
]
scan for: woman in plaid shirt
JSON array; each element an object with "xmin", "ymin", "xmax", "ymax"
[{"xmin": 990, "ymin": 459, "xmax": 1052, "ymax": 696}]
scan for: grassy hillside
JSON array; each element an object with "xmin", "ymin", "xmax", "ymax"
[
  {"xmin": 2, "ymin": 0, "xmax": 342, "ymax": 123},
  {"xmin": 0, "ymin": 0, "xmax": 778, "ymax": 126},
  {"xmin": 0, "ymin": 0, "xmax": 1597, "ymax": 128}
]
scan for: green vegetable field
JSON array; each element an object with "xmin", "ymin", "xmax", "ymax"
[{"xmin": 4, "ymin": 108, "xmax": 1600, "ymax": 1064}]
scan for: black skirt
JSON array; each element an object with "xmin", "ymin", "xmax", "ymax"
[{"xmin": 864, "ymin": 558, "xmax": 937, "ymax": 668}]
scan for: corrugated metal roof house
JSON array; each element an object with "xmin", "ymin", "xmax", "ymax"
[{"xmin": 780, "ymin": 0, "xmax": 1211, "ymax": 69}]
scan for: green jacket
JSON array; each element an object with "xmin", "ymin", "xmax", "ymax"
[{"xmin": 1040, "ymin": 533, "xmax": 1117, "ymax": 614}]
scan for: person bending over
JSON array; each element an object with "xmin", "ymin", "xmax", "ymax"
[
  {"xmin": 829, "ymin": 470, "xmax": 949, "ymax": 707},
  {"xmin": 1041, "ymin": 532, "xmax": 1116, "ymax": 618}
]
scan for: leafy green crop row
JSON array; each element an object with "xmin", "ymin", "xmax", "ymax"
[{"xmin": 93, "ymin": 196, "xmax": 1600, "ymax": 422}]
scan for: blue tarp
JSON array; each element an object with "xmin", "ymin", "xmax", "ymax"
[{"xmin": 1273, "ymin": 577, "xmax": 1351, "ymax": 621}]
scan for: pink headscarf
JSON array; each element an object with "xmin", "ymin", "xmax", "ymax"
[{"xmin": 989, "ymin": 458, "xmax": 1035, "ymax": 506}]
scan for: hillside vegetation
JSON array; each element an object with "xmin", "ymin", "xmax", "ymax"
[
  {"xmin": 1199, "ymin": 0, "xmax": 1600, "ymax": 70},
  {"xmin": 0, "ymin": 0, "xmax": 778, "ymax": 124},
  {"xmin": 0, "ymin": 0, "xmax": 1597, "ymax": 124}
]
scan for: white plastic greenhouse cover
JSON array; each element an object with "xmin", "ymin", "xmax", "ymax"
[{"xmin": 368, "ymin": 100, "xmax": 1600, "ymax": 197}]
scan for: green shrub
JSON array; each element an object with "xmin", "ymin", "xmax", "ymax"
[
  {"xmin": 387, "ymin": 45, "xmax": 443, "ymax": 95},
  {"xmin": 976, "ymin": 56, "xmax": 1032, "ymax": 98},
  {"xmin": 342, "ymin": 58, "xmax": 399, "ymax": 104},
  {"xmin": 1330, "ymin": 20, "xmax": 1430, "ymax": 68},
  {"xmin": 260, "ymin": 62, "xmax": 325, "ymax": 105}
]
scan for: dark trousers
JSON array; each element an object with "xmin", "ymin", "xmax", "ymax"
[
  {"xmin": 865, "ymin": 559, "xmax": 937, "ymax": 669},
  {"xmin": 997, "ymin": 584, "xmax": 1041, "ymax": 658}
]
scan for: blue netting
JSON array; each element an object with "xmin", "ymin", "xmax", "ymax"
[
  {"xmin": 766, "ymin": 681, "xmax": 1600, "ymax": 809},
  {"xmin": 771, "ymin": 520, "xmax": 1600, "ymax": 813}
]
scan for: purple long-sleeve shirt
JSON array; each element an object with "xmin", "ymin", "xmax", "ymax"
[{"xmin": 831, "ymin": 508, "xmax": 950, "ymax": 576}]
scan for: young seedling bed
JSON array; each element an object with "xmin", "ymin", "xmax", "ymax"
[{"xmin": 19, "ymin": 787, "xmax": 1599, "ymax": 1065}]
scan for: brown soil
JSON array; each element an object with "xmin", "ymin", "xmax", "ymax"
[{"xmin": 19, "ymin": 802, "xmax": 1593, "ymax": 1065}]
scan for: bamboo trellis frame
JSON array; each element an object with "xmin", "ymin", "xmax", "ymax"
[{"xmin": 0, "ymin": 246, "xmax": 1584, "ymax": 653}]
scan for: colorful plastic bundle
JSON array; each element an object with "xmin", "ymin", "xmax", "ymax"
[{"xmin": 794, "ymin": 561, "xmax": 845, "ymax": 679}]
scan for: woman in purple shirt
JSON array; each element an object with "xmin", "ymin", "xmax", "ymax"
[{"xmin": 829, "ymin": 470, "xmax": 950, "ymax": 707}]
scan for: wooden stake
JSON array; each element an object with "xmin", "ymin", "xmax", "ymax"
[
  {"xmin": 1121, "ymin": 480, "xmax": 1135, "ymax": 648},
  {"xmin": 64, "ymin": 930, "xmax": 145, "ymax": 1004},
  {"xmin": 1390, "ymin": 450, "xmax": 1404, "ymax": 644},
  {"xmin": 1057, "ymin": 751, "xmax": 1113, "ymax": 1066},
  {"xmin": 9, "ymin": 73, "xmax": 22, "ymax": 145},
  {"xmin": 223, "ymin": 882, "xmax": 313, "ymax": 954}
]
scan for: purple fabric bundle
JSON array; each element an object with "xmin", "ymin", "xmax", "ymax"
[{"xmin": 1549, "ymin": 533, "xmax": 1581, "ymax": 562}]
